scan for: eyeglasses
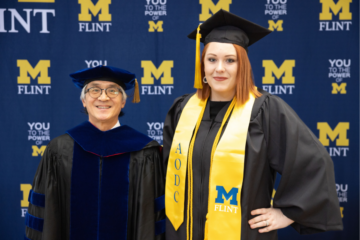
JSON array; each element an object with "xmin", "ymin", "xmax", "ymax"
[{"xmin": 85, "ymin": 87, "xmax": 121, "ymax": 99}]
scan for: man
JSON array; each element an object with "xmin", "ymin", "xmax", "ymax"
[{"xmin": 25, "ymin": 65, "xmax": 165, "ymax": 240}]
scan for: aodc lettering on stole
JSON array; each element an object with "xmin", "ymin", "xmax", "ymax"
[{"xmin": 173, "ymin": 144, "xmax": 182, "ymax": 203}]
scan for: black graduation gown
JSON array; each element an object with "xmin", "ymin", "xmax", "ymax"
[
  {"xmin": 163, "ymin": 89, "xmax": 343, "ymax": 240},
  {"xmin": 25, "ymin": 121, "xmax": 166, "ymax": 240}
]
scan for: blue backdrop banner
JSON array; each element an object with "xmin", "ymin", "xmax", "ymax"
[{"xmin": 0, "ymin": 0, "xmax": 358, "ymax": 239}]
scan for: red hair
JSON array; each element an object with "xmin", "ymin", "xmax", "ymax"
[{"xmin": 197, "ymin": 44, "xmax": 261, "ymax": 105}]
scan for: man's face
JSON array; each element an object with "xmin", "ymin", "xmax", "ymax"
[{"xmin": 82, "ymin": 80, "xmax": 125, "ymax": 124}]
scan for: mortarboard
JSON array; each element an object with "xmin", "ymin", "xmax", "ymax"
[
  {"xmin": 70, "ymin": 65, "xmax": 140, "ymax": 103},
  {"xmin": 188, "ymin": 10, "xmax": 271, "ymax": 89}
]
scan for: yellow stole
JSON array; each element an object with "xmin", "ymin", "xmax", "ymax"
[{"xmin": 166, "ymin": 93, "xmax": 255, "ymax": 240}]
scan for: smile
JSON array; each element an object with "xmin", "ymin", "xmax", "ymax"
[
  {"xmin": 213, "ymin": 77, "xmax": 228, "ymax": 81},
  {"xmin": 96, "ymin": 106, "xmax": 111, "ymax": 109}
]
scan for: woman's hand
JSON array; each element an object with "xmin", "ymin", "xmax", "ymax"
[{"xmin": 248, "ymin": 207, "xmax": 294, "ymax": 233}]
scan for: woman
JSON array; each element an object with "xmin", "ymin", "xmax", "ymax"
[
  {"xmin": 163, "ymin": 10, "xmax": 342, "ymax": 240},
  {"xmin": 25, "ymin": 65, "xmax": 165, "ymax": 240}
]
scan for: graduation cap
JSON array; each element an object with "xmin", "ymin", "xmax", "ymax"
[
  {"xmin": 70, "ymin": 65, "xmax": 140, "ymax": 103},
  {"xmin": 188, "ymin": 10, "xmax": 271, "ymax": 89}
]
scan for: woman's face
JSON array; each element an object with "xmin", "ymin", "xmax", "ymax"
[
  {"xmin": 82, "ymin": 80, "xmax": 125, "ymax": 124},
  {"xmin": 204, "ymin": 42, "xmax": 238, "ymax": 101}
]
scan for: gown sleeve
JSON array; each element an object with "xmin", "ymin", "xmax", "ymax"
[
  {"xmin": 264, "ymin": 95, "xmax": 343, "ymax": 234},
  {"xmin": 127, "ymin": 143, "xmax": 166, "ymax": 240},
  {"xmin": 25, "ymin": 141, "xmax": 62, "ymax": 240}
]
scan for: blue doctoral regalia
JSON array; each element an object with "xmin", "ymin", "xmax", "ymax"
[{"xmin": 25, "ymin": 121, "xmax": 166, "ymax": 240}]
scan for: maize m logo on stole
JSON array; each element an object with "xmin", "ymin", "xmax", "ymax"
[
  {"xmin": 0, "ymin": 0, "xmax": 55, "ymax": 33},
  {"xmin": 17, "ymin": 60, "xmax": 51, "ymax": 95},
  {"xmin": 317, "ymin": 122, "xmax": 349, "ymax": 157},
  {"xmin": 319, "ymin": 0, "xmax": 352, "ymax": 31},
  {"xmin": 214, "ymin": 186, "xmax": 239, "ymax": 213},
  {"xmin": 78, "ymin": 0, "xmax": 112, "ymax": 32},
  {"xmin": 262, "ymin": 60, "xmax": 295, "ymax": 94},
  {"xmin": 141, "ymin": 61, "xmax": 174, "ymax": 95},
  {"xmin": 199, "ymin": 0, "xmax": 232, "ymax": 21}
]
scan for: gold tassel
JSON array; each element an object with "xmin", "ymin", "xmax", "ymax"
[
  {"xmin": 194, "ymin": 24, "xmax": 203, "ymax": 89},
  {"xmin": 132, "ymin": 79, "xmax": 140, "ymax": 103}
]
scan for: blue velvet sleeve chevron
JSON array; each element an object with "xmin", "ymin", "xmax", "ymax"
[
  {"xmin": 25, "ymin": 190, "xmax": 45, "ymax": 238},
  {"xmin": 25, "ymin": 212, "xmax": 44, "ymax": 232},
  {"xmin": 155, "ymin": 219, "xmax": 166, "ymax": 236},
  {"xmin": 155, "ymin": 195, "xmax": 165, "ymax": 236},
  {"xmin": 154, "ymin": 195, "xmax": 165, "ymax": 212},
  {"xmin": 28, "ymin": 190, "xmax": 45, "ymax": 208}
]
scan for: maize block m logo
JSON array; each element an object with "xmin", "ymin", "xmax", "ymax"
[
  {"xmin": 79, "ymin": 0, "xmax": 111, "ymax": 22},
  {"xmin": 17, "ymin": 60, "xmax": 51, "ymax": 84},
  {"xmin": 332, "ymin": 83, "xmax": 346, "ymax": 94},
  {"xmin": 148, "ymin": 21, "xmax": 163, "ymax": 32},
  {"xmin": 262, "ymin": 60, "xmax": 295, "ymax": 84},
  {"xmin": 199, "ymin": 0, "xmax": 232, "ymax": 21},
  {"xmin": 32, "ymin": 145, "xmax": 46, "ymax": 157},
  {"xmin": 268, "ymin": 20, "xmax": 283, "ymax": 31},
  {"xmin": 317, "ymin": 122, "xmax": 349, "ymax": 146},
  {"xmin": 215, "ymin": 186, "xmax": 238, "ymax": 206},
  {"xmin": 320, "ymin": 0, "xmax": 352, "ymax": 20},
  {"xmin": 20, "ymin": 184, "xmax": 32, "ymax": 207},
  {"xmin": 141, "ymin": 61, "xmax": 173, "ymax": 84}
]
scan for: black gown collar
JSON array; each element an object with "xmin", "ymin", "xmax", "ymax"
[
  {"xmin": 203, "ymin": 100, "xmax": 232, "ymax": 122},
  {"xmin": 66, "ymin": 121, "xmax": 153, "ymax": 157}
]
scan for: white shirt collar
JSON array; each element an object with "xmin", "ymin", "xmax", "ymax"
[{"xmin": 111, "ymin": 120, "xmax": 121, "ymax": 129}]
